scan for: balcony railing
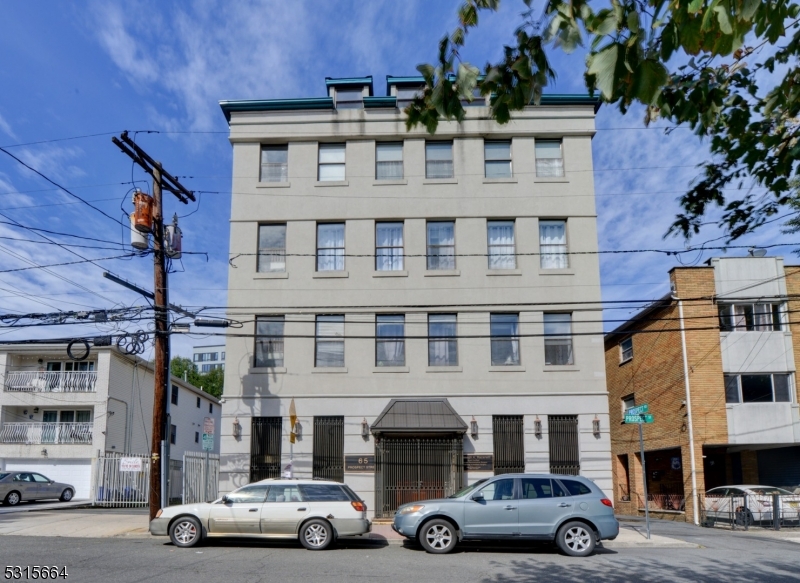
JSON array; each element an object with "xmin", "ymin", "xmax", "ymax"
[
  {"xmin": 4, "ymin": 371, "xmax": 97, "ymax": 393},
  {"xmin": 0, "ymin": 422, "xmax": 93, "ymax": 444}
]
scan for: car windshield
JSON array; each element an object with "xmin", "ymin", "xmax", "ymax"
[
  {"xmin": 751, "ymin": 487, "xmax": 793, "ymax": 496},
  {"xmin": 448, "ymin": 479, "xmax": 488, "ymax": 498},
  {"xmin": 0, "ymin": 472, "xmax": 8, "ymax": 480}
]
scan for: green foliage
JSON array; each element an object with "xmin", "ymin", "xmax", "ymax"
[
  {"xmin": 410, "ymin": 0, "xmax": 800, "ymax": 241},
  {"xmin": 169, "ymin": 356, "xmax": 224, "ymax": 399}
]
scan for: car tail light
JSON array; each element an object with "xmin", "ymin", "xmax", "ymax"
[
  {"xmin": 351, "ymin": 501, "xmax": 366, "ymax": 512},
  {"xmin": 601, "ymin": 498, "xmax": 613, "ymax": 508}
]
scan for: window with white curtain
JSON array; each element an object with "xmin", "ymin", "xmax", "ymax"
[
  {"xmin": 425, "ymin": 142, "xmax": 453, "ymax": 179},
  {"xmin": 485, "ymin": 141, "xmax": 512, "ymax": 178},
  {"xmin": 376, "ymin": 315, "xmax": 405, "ymax": 366},
  {"xmin": 487, "ymin": 220, "xmax": 516, "ymax": 269},
  {"xmin": 544, "ymin": 313, "xmax": 574, "ymax": 365},
  {"xmin": 535, "ymin": 140, "xmax": 564, "ymax": 177},
  {"xmin": 427, "ymin": 221, "xmax": 455, "ymax": 270},
  {"xmin": 376, "ymin": 222, "xmax": 404, "ymax": 271},
  {"xmin": 260, "ymin": 145, "xmax": 288, "ymax": 182},
  {"xmin": 539, "ymin": 220, "xmax": 568, "ymax": 269},
  {"xmin": 490, "ymin": 314, "xmax": 520, "ymax": 365},
  {"xmin": 718, "ymin": 303, "xmax": 783, "ymax": 332},
  {"xmin": 318, "ymin": 143, "xmax": 345, "ymax": 181},
  {"xmin": 429, "ymin": 314, "xmax": 458, "ymax": 366},
  {"xmin": 317, "ymin": 223, "xmax": 345, "ymax": 271},
  {"xmin": 257, "ymin": 224, "xmax": 286, "ymax": 272},
  {"xmin": 255, "ymin": 316, "xmax": 285, "ymax": 367},
  {"xmin": 315, "ymin": 315, "xmax": 344, "ymax": 367},
  {"xmin": 376, "ymin": 142, "xmax": 403, "ymax": 180}
]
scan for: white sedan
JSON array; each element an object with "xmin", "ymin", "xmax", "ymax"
[{"xmin": 704, "ymin": 485, "xmax": 800, "ymax": 525}]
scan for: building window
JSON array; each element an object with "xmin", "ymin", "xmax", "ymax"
[
  {"xmin": 548, "ymin": 415, "xmax": 580, "ymax": 475},
  {"xmin": 487, "ymin": 220, "xmax": 516, "ymax": 269},
  {"xmin": 396, "ymin": 86, "xmax": 422, "ymax": 109},
  {"xmin": 535, "ymin": 139, "xmax": 564, "ymax": 177},
  {"xmin": 539, "ymin": 220, "xmax": 568, "ymax": 269},
  {"xmin": 315, "ymin": 315, "xmax": 345, "ymax": 367},
  {"xmin": 620, "ymin": 338, "xmax": 633, "ymax": 363},
  {"xmin": 718, "ymin": 303, "xmax": 783, "ymax": 332},
  {"xmin": 195, "ymin": 431, "xmax": 199, "ymax": 444},
  {"xmin": 544, "ymin": 313, "xmax": 574, "ymax": 366},
  {"xmin": 484, "ymin": 140, "xmax": 512, "ymax": 178},
  {"xmin": 428, "ymin": 314, "xmax": 458, "ymax": 366},
  {"xmin": 193, "ymin": 354, "xmax": 199, "ymax": 362},
  {"xmin": 221, "ymin": 352, "xmax": 225, "ymax": 360},
  {"xmin": 171, "ymin": 384, "xmax": 179, "ymax": 406},
  {"xmin": 255, "ymin": 316, "xmax": 285, "ymax": 368},
  {"xmin": 196, "ymin": 397, "xmax": 201, "ymax": 409},
  {"xmin": 170, "ymin": 424, "xmax": 177, "ymax": 445},
  {"xmin": 336, "ymin": 89, "xmax": 363, "ymax": 109},
  {"xmin": 257, "ymin": 224, "xmax": 286, "ymax": 273},
  {"xmin": 260, "ymin": 145, "xmax": 288, "ymax": 182},
  {"xmin": 312, "ymin": 416, "xmax": 344, "ymax": 482},
  {"xmin": 490, "ymin": 313, "xmax": 520, "ymax": 366},
  {"xmin": 376, "ymin": 142, "xmax": 403, "ymax": 180},
  {"xmin": 492, "ymin": 416, "xmax": 525, "ymax": 474},
  {"xmin": 724, "ymin": 373, "xmax": 793, "ymax": 403},
  {"xmin": 209, "ymin": 403, "xmax": 213, "ymax": 414},
  {"xmin": 376, "ymin": 222, "xmax": 404, "ymax": 271},
  {"xmin": 250, "ymin": 417, "xmax": 283, "ymax": 481},
  {"xmin": 317, "ymin": 223, "xmax": 345, "ymax": 271},
  {"xmin": 376, "ymin": 315, "xmax": 405, "ymax": 367},
  {"xmin": 425, "ymin": 141, "xmax": 453, "ymax": 179},
  {"xmin": 427, "ymin": 221, "xmax": 455, "ymax": 270},
  {"xmin": 621, "ymin": 394, "xmax": 636, "ymax": 415},
  {"xmin": 318, "ymin": 143, "xmax": 345, "ymax": 181}
]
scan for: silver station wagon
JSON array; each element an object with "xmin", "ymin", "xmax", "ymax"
[
  {"xmin": 0, "ymin": 471, "xmax": 75, "ymax": 506},
  {"xmin": 150, "ymin": 478, "xmax": 370, "ymax": 549},
  {"xmin": 392, "ymin": 473, "xmax": 618, "ymax": 556}
]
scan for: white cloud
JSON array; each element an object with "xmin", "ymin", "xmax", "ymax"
[{"xmin": 0, "ymin": 113, "xmax": 16, "ymax": 140}]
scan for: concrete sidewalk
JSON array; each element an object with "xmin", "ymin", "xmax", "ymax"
[{"xmin": 0, "ymin": 499, "xmax": 92, "ymax": 515}]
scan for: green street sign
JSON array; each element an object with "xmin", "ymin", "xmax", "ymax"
[
  {"xmin": 626, "ymin": 404, "xmax": 649, "ymax": 416},
  {"xmin": 624, "ymin": 414, "xmax": 654, "ymax": 424},
  {"xmin": 202, "ymin": 433, "xmax": 214, "ymax": 451}
]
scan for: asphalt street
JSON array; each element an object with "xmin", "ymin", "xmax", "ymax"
[{"xmin": 2, "ymin": 518, "xmax": 800, "ymax": 583}]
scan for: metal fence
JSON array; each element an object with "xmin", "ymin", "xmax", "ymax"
[
  {"xmin": 637, "ymin": 493, "xmax": 686, "ymax": 512},
  {"xmin": 4, "ymin": 371, "xmax": 97, "ymax": 392},
  {"xmin": 95, "ymin": 453, "xmax": 150, "ymax": 507},
  {"xmin": 0, "ymin": 422, "xmax": 93, "ymax": 444},
  {"xmin": 168, "ymin": 459, "xmax": 183, "ymax": 505},
  {"xmin": 700, "ymin": 493, "xmax": 800, "ymax": 530},
  {"xmin": 182, "ymin": 451, "xmax": 219, "ymax": 504}
]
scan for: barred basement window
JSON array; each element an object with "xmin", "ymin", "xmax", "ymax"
[
  {"xmin": 492, "ymin": 415, "xmax": 525, "ymax": 475},
  {"xmin": 549, "ymin": 415, "xmax": 580, "ymax": 475},
  {"xmin": 250, "ymin": 417, "xmax": 282, "ymax": 481},
  {"xmin": 312, "ymin": 416, "xmax": 344, "ymax": 482}
]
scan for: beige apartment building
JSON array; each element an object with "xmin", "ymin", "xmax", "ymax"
[{"xmin": 217, "ymin": 75, "xmax": 612, "ymax": 517}]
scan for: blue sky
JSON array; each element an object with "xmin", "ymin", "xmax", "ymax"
[{"xmin": 0, "ymin": 0, "xmax": 793, "ymax": 359}]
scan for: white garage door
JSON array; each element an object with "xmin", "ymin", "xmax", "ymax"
[{"xmin": 3, "ymin": 459, "xmax": 92, "ymax": 499}]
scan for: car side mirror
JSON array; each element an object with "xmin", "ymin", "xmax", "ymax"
[
  {"xmin": 471, "ymin": 492, "xmax": 484, "ymax": 501},
  {"xmin": 221, "ymin": 495, "xmax": 230, "ymax": 504}
]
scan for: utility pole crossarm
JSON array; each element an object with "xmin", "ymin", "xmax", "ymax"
[{"xmin": 118, "ymin": 131, "xmax": 195, "ymax": 203}]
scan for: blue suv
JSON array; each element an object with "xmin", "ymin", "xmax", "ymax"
[{"xmin": 392, "ymin": 473, "xmax": 618, "ymax": 556}]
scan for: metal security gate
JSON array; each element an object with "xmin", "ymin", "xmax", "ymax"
[
  {"xmin": 313, "ymin": 416, "xmax": 344, "ymax": 482},
  {"xmin": 94, "ymin": 453, "xmax": 150, "ymax": 507},
  {"xmin": 549, "ymin": 415, "xmax": 580, "ymax": 475},
  {"xmin": 251, "ymin": 417, "xmax": 282, "ymax": 481},
  {"xmin": 493, "ymin": 415, "xmax": 525, "ymax": 475},
  {"xmin": 183, "ymin": 451, "xmax": 219, "ymax": 504},
  {"xmin": 375, "ymin": 437, "xmax": 463, "ymax": 518}
]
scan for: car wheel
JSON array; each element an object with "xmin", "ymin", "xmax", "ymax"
[
  {"xmin": 4, "ymin": 491, "xmax": 21, "ymax": 506},
  {"xmin": 300, "ymin": 519, "xmax": 333, "ymax": 550},
  {"xmin": 419, "ymin": 519, "xmax": 457, "ymax": 554},
  {"xmin": 734, "ymin": 508, "xmax": 753, "ymax": 527},
  {"xmin": 556, "ymin": 521, "xmax": 596, "ymax": 557},
  {"xmin": 169, "ymin": 517, "xmax": 201, "ymax": 548},
  {"xmin": 60, "ymin": 489, "xmax": 73, "ymax": 502}
]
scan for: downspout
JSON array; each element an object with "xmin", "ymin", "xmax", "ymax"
[{"xmin": 674, "ymin": 290, "xmax": 699, "ymax": 526}]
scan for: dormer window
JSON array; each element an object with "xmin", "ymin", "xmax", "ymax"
[
  {"xmin": 336, "ymin": 89, "xmax": 364, "ymax": 109},
  {"xmin": 396, "ymin": 87, "xmax": 422, "ymax": 109}
]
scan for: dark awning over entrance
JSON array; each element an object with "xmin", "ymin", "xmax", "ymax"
[{"xmin": 371, "ymin": 398, "xmax": 468, "ymax": 435}]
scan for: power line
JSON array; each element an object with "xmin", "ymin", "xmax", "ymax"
[{"xmin": 0, "ymin": 253, "xmax": 141, "ymax": 274}]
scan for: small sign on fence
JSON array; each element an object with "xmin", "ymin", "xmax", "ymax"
[
  {"xmin": 119, "ymin": 457, "xmax": 143, "ymax": 472},
  {"xmin": 202, "ymin": 416, "xmax": 215, "ymax": 451}
]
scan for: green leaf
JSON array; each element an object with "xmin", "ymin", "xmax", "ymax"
[
  {"xmin": 587, "ymin": 43, "xmax": 619, "ymax": 99},
  {"xmin": 632, "ymin": 59, "xmax": 669, "ymax": 104},
  {"xmin": 688, "ymin": 0, "xmax": 704, "ymax": 13},
  {"xmin": 627, "ymin": 10, "xmax": 640, "ymax": 35},
  {"xmin": 680, "ymin": 16, "xmax": 704, "ymax": 54},
  {"xmin": 455, "ymin": 62, "xmax": 480, "ymax": 100},
  {"xmin": 714, "ymin": 4, "xmax": 733, "ymax": 35},
  {"xmin": 740, "ymin": 0, "xmax": 760, "ymax": 21}
]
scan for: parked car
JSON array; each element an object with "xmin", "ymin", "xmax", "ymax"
[
  {"xmin": 0, "ymin": 471, "xmax": 75, "ymax": 506},
  {"xmin": 704, "ymin": 485, "xmax": 800, "ymax": 525},
  {"xmin": 392, "ymin": 473, "xmax": 618, "ymax": 556},
  {"xmin": 150, "ymin": 478, "xmax": 370, "ymax": 549}
]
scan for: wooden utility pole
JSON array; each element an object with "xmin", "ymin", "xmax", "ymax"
[{"xmin": 112, "ymin": 132, "xmax": 194, "ymax": 521}]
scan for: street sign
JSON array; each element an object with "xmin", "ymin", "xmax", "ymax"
[
  {"xmin": 202, "ymin": 416, "xmax": 215, "ymax": 451},
  {"xmin": 626, "ymin": 404, "xmax": 649, "ymax": 416},
  {"xmin": 624, "ymin": 413, "xmax": 654, "ymax": 424}
]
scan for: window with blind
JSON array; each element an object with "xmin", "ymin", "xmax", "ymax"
[
  {"xmin": 255, "ymin": 316, "xmax": 285, "ymax": 367},
  {"xmin": 493, "ymin": 416, "xmax": 525, "ymax": 474},
  {"xmin": 544, "ymin": 313, "xmax": 574, "ymax": 366},
  {"xmin": 317, "ymin": 223, "xmax": 345, "ymax": 271},
  {"xmin": 425, "ymin": 141, "xmax": 453, "ymax": 179},
  {"xmin": 376, "ymin": 315, "xmax": 405, "ymax": 367},
  {"xmin": 260, "ymin": 145, "xmax": 288, "ymax": 182},
  {"xmin": 490, "ymin": 313, "xmax": 520, "ymax": 366},
  {"xmin": 535, "ymin": 140, "xmax": 564, "ymax": 177},
  {"xmin": 427, "ymin": 221, "xmax": 455, "ymax": 270},
  {"xmin": 318, "ymin": 143, "xmax": 345, "ymax": 181},
  {"xmin": 484, "ymin": 140, "xmax": 512, "ymax": 178},
  {"xmin": 487, "ymin": 220, "xmax": 516, "ymax": 269},
  {"xmin": 539, "ymin": 220, "xmax": 568, "ymax": 269},
  {"xmin": 257, "ymin": 224, "xmax": 286, "ymax": 272},
  {"xmin": 619, "ymin": 337, "xmax": 633, "ymax": 363},
  {"xmin": 376, "ymin": 222, "xmax": 404, "ymax": 271},
  {"xmin": 315, "ymin": 315, "xmax": 345, "ymax": 367},
  {"xmin": 428, "ymin": 314, "xmax": 458, "ymax": 366},
  {"xmin": 376, "ymin": 142, "xmax": 403, "ymax": 180}
]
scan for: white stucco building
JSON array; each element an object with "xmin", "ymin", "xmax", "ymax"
[{"xmin": 217, "ymin": 75, "xmax": 612, "ymax": 517}]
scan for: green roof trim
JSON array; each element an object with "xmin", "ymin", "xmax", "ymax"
[
  {"xmin": 538, "ymin": 94, "xmax": 600, "ymax": 111},
  {"xmin": 325, "ymin": 76, "xmax": 374, "ymax": 96},
  {"xmin": 386, "ymin": 75, "xmax": 425, "ymax": 94},
  {"xmin": 364, "ymin": 96, "xmax": 397, "ymax": 109},
  {"xmin": 219, "ymin": 98, "xmax": 334, "ymax": 121}
]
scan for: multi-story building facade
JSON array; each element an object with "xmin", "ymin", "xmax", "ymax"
[
  {"xmin": 193, "ymin": 344, "xmax": 225, "ymax": 373},
  {"xmin": 605, "ymin": 256, "xmax": 800, "ymax": 524},
  {"xmin": 0, "ymin": 344, "xmax": 221, "ymax": 500},
  {"xmin": 218, "ymin": 75, "xmax": 612, "ymax": 517}
]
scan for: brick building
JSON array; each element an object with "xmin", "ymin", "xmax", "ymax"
[{"xmin": 605, "ymin": 256, "xmax": 800, "ymax": 524}]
